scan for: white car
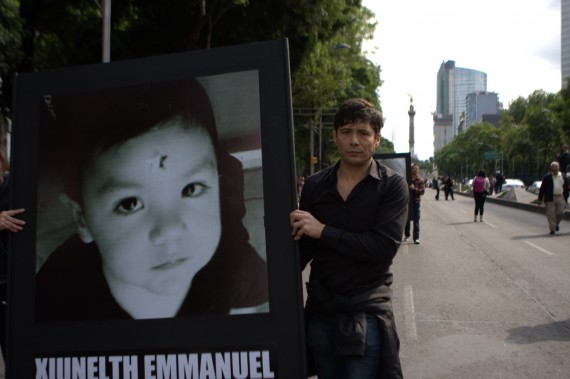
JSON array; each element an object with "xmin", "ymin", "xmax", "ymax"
[
  {"xmin": 526, "ymin": 181, "xmax": 542, "ymax": 195},
  {"xmin": 501, "ymin": 178, "xmax": 525, "ymax": 192}
]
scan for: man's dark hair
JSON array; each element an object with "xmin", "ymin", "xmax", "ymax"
[{"xmin": 333, "ymin": 98, "xmax": 383, "ymax": 135}]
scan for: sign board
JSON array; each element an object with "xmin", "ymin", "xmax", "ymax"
[{"xmin": 8, "ymin": 40, "xmax": 306, "ymax": 378}]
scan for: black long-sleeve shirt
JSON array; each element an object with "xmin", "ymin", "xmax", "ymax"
[{"xmin": 299, "ymin": 160, "xmax": 408, "ymax": 309}]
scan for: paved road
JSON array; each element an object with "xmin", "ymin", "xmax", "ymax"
[{"xmin": 392, "ymin": 190, "xmax": 570, "ymax": 378}]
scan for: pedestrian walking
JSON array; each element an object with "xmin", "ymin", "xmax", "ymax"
[
  {"xmin": 443, "ymin": 175, "xmax": 454, "ymax": 200},
  {"xmin": 494, "ymin": 171, "xmax": 505, "ymax": 194},
  {"xmin": 537, "ymin": 161, "xmax": 569, "ymax": 234},
  {"xmin": 472, "ymin": 170, "xmax": 490, "ymax": 222},
  {"xmin": 433, "ymin": 177, "xmax": 440, "ymax": 200},
  {"xmin": 404, "ymin": 164, "xmax": 425, "ymax": 243}
]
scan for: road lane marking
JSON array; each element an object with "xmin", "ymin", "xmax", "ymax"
[
  {"xmin": 523, "ymin": 240, "xmax": 554, "ymax": 255},
  {"xmin": 403, "ymin": 285, "xmax": 418, "ymax": 341},
  {"xmin": 459, "ymin": 209, "xmax": 467, "ymax": 214},
  {"xmin": 483, "ymin": 220, "xmax": 497, "ymax": 229}
]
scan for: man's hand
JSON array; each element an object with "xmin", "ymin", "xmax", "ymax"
[
  {"xmin": 0, "ymin": 208, "xmax": 26, "ymax": 232},
  {"xmin": 537, "ymin": 199, "xmax": 543, "ymax": 206},
  {"xmin": 289, "ymin": 210, "xmax": 324, "ymax": 241}
]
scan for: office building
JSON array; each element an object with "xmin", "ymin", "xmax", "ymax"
[
  {"xmin": 563, "ymin": 0, "xmax": 570, "ymax": 88},
  {"xmin": 433, "ymin": 60, "xmax": 487, "ymax": 152},
  {"xmin": 465, "ymin": 91, "xmax": 499, "ymax": 129}
]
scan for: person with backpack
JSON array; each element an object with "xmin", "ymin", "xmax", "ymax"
[{"xmin": 472, "ymin": 170, "xmax": 490, "ymax": 222}]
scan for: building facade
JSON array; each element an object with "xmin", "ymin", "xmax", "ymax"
[
  {"xmin": 563, "ymin": 0, "xmax": 570, "ymax": 88},
  {"xmin": 433, "ymin": 60, "xmax": 487, "ymax": 153},
  {"xmin": 465, "ymin": 91, "xmax": 499, "ymax": 129}
]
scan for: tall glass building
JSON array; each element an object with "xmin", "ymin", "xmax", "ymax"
[
  {"xmin": 433, "ymin": 60, "xmax": 487, "ymax": 152},
  {"xmin": 562, "ymin": 0, "xmax": 570, "ymax": 88}
]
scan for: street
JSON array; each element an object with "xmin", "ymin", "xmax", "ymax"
[{"xmin": 392, "ymin": 190, "xmax": 570, "ymax": 378}]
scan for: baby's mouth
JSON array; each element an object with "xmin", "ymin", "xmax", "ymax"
[{"xmin": 152, "ymin": 258, "xmax": 188, "ymax": 270}]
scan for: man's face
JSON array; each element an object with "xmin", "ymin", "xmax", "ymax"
[
  {"xmin": 552, "ymin": 163, "xmax": 560, "ymax": 175},
  {"xmin": 77, "ymin": 124, "xmax": 221, "ymax": 297},
  {"xmin": 333, "ymin": 122, "xmax": 380, "ymax": 167},
  {"xmin": 412, "ymin": 165, "xmax": 419, "ymax": 178}
]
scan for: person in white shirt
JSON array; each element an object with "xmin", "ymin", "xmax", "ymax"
[{"xmin": 537, "ymin": 161, "xmax": 569, "ymax": 234}]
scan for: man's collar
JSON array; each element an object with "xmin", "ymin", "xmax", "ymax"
[
  {"xmin": 327, "ymin": 160, "xmax": 380, "ymax": 181},
  {"xmin": 369, "ymin": 160, "xmax": 381, "ymax": 180}
]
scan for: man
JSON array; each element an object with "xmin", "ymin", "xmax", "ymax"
[
  {"xmin": 538, "ymin": 161, "xmax": 569, "ymax": 235},
  {"xmin": 433, "ymin": 176, "xmax": 440, "ymax": 200},
  {"xmin": 495, "ymin": 171, "xmax": 505, "ymax": 194},
  {"xmin": 404, "ymin": 164, "xmax": 425, "ymax": 244},
  {"xmin": 290, "ymin": 98, "xmax": 408, "ymax": 378}
]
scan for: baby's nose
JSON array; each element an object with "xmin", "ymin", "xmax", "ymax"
[{"xmin": 149, "ymin": 214, "xmax": 187, "ymax": 246}]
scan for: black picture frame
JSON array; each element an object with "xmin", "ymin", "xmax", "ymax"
[
  {"xmin": 375, "ymin": 153, "xmax": 413, "ymax": 223},
  {"xmin": 374, "ymin": 153, "xmax": 412, "ymax": 184},
  {"xmin": 8, "ymin": 40, "xmax": 306, "ymax": 378}
]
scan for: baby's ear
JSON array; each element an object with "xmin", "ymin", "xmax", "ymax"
[{"xmin": 59, "ymin": 193, "xmax": 94, "ymax": 243}]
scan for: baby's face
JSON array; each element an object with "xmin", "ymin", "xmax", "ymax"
[{"xmin": 79, "ymin": 124, "xmax": 221, "ymax": 296}]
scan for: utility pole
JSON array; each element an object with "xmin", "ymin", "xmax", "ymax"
[{"xmin": 102, "ymin": 0, "xmax": 111, "ymax": 62}]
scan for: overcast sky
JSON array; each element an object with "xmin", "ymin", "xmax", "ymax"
[{"xmin": 362, "ymin": 0, "xmax": 562, "ymax": 160}]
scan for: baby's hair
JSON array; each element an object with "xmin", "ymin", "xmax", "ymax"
[{"xmin": 41, "ymin": 78, "xmax": 220, "ymax": 204}]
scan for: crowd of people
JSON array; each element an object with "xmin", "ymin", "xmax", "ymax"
[{"xmin": 424, "ymin": 144, "xmax": 570, "ymax": 234}]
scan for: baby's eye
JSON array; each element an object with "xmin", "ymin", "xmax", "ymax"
[
  {"xmin": 114, "ymin": 197, "xmax": 143, "ymax": 214},
  {"xmin": 182, "ymin": 182, "xmax": 208, "ymax": 198}
]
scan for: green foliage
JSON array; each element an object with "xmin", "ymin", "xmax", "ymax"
[
  {"xmin": 0, "ymin": 0, "xmax": 23, "ymax": 143},
  {"xmin": 5, "ymin": 0, "xmax": 570, "ymax": 184},
  {"xmin": 2, "ymin": 1, "xmax": 382, "ymax": 171},
  {"xmin": 0, "ymin": 0, "xmax": 23, "ymax": 77},
  {"xmin": 378, "ymin": 137, "xmax": 395, "ymax": 154},
  {"xmin": 435, "ymin": 89, "xmax": 569, "ymax": 185}
]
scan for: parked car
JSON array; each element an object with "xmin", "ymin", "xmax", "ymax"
[
  {"xmin": 466, "ymin": 178, "xmax": 474, "ymax": 194},
  {"xmin": 501, "ymin": 178, "xmax": 525, "ymax": 192},
  {"xmin": 527, "ymin": 180, "xmax": 542, "ymax": 195}
]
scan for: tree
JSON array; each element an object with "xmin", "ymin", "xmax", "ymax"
[
  {"xmin": 3, "ymin": 1, "xmax": 382, "ymax": 172},
  {"xmin": 0, "ymin": 0, "xmax": 23, "ymax": 147},
  {"xmin": 436, "ymin": 88, "xmax": 569, "ymax": 187}
]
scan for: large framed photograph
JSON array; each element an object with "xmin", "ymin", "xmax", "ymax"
[
  {"xmin": 374, "ymin": 153, "xmax": 412, "ymax": 184},
  {"xmin": 375, "ymin": 153, "xmax": 412, "ymax": 223},
  {"xmin": 9, "ymin": 40, "xmax": 306, "ymax": 378}
]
